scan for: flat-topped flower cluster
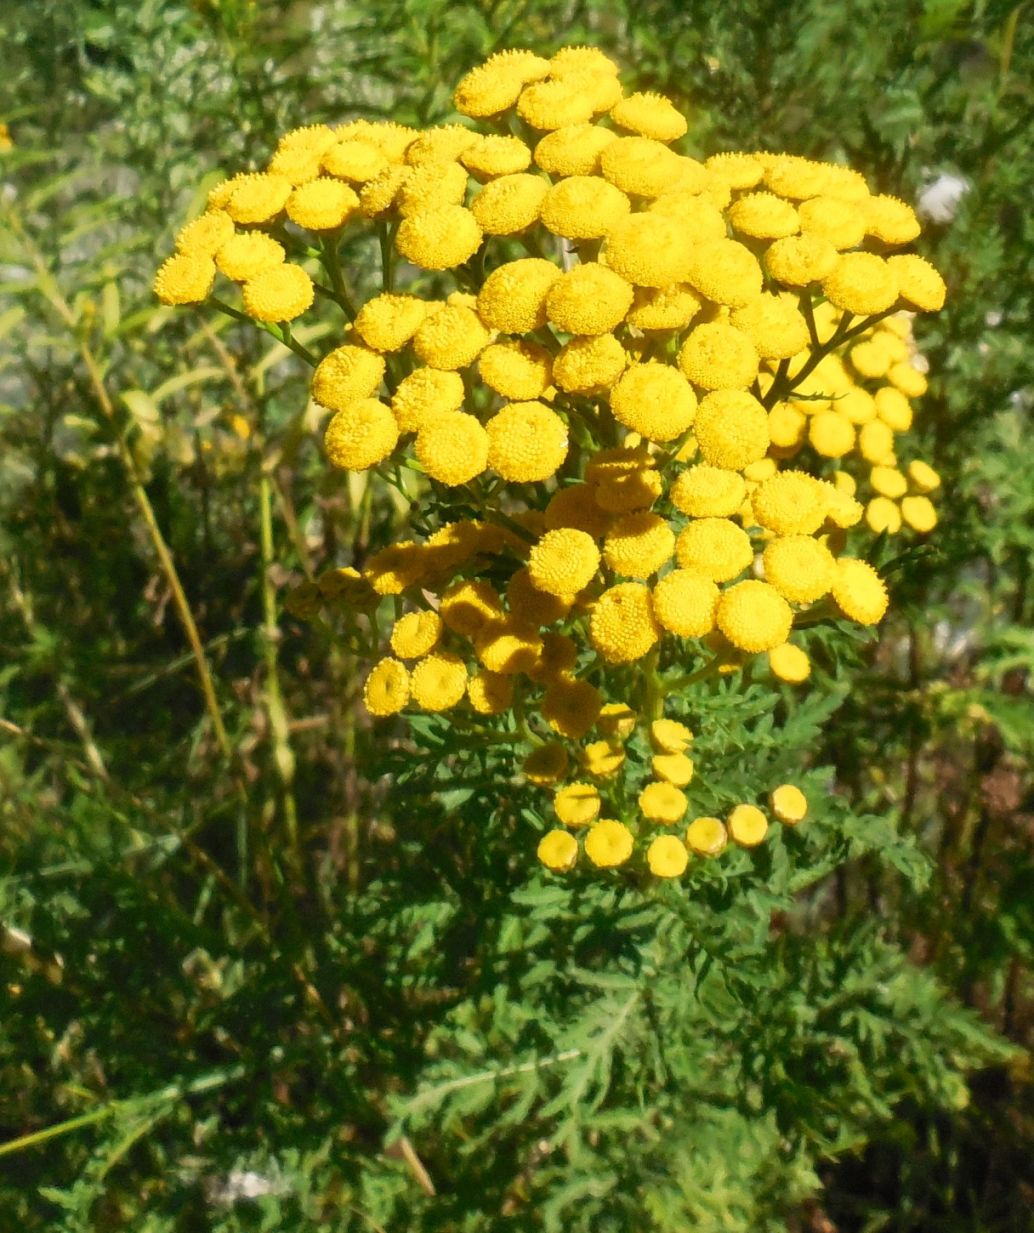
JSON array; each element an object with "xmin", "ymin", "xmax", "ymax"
[{"xmin": 155, "ymin": 45, "xmax": 946, "ymax": 880}]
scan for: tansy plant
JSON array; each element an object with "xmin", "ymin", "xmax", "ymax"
[{"xmin": 154, "ymin": 44, "xmax": 946, "ymax": 882}]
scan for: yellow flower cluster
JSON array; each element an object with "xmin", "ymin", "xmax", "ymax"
[{"xmin": 158, "ymin": 46, "xmax": 947, "ymax": 880}]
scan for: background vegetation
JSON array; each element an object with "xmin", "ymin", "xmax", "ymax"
[{"xmin": 1, "ymin": 1, "xmax": 1031, "ymax": 1229}]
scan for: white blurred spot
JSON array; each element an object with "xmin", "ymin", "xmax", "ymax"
[{"xmin": 916, "ymin": 173, "xmax": 970, "ymax": 224}]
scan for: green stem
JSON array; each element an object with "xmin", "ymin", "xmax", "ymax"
[
  {"xmin": 667, "ymin": 656, "xmax": 723, "ymax": 692},
  {"xmin": 258, "ymin": 465, "xmax": 300, "ymax": 862},
  {"xmin": 378, "ymin": 221, "xmax": 399, "ymax": 293},
  {"xmin": 211, "ymin": 297, "xmax": 318, "ymax": 366},
  {"xmin": 320, "ymin": 238, "xmax": 359, "ymax": 319}
]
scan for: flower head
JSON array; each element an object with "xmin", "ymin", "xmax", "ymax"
[{"xmin": 585, "ymin": 819, "xmax": 634, "ymax": 867}]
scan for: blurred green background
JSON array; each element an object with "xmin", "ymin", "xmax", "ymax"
[{"xmin": 1, "ymin": 1, "xmax": 1032, "ymax": 1229}]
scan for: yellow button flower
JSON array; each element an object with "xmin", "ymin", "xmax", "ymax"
[
  {"xmin": 395, "ymin": 205, "xmax": 483, "ymax": 270},
  {"xmin": 763, "ymin": 154, "xmax": 831, "ymax": 200},
  {"xmin": 729, "ymin": 190, "xmax": 801, "ymax": 240},
  {"xmin": 523, "ymin": 742, "xmax": 569, "ymax": 785},
  {"xmin": 886, "ymin": 254, "xmax": 947, "ymax": 312},
  {"xmin": 153, "ymin": 253, "xmax": 216, "ymax": 305},
  {"xmin": 693, "ymin": 390, "xmax": 769, "ymax": 470},
  {"xmin": 413, "ymin": 302, "xmax": 492, "ymax": 371},
  {"xmin": 286, "ymin": 177, "xmax": 359, "ymax": 230},
  {"xmin": 888, "ymin": 361, "xmax": 928, "ymax": 399},
  {"xmin": 517, "ymin": 78, "xmax": 596, "ymax": 130},
  {"xmin": 684, "ymin": 238, "xmax": 763, "ymax": 307},
  {"xmin": 537, "ymin": 829, "xmax": 579, "ymax": 872},
  {"xmin": 730, "ymin": 294, "xmax": 810, "ymax": 360},
  {"xmin": 363, "ymin": 657, "xmax": 410, "ymax": 716},
  {"xmin": 589, "ymin": 582, "xmax": 661, "ymax": 663},
  {"xmin": 808, "ymin": 411, "xmax": 856, "ymax": 459},
  {"xmin": 324, "ymin": 399, "xmax": 399, "ymax": 471},
  {"xmin": 581, "ymin": 740, "xmax": 625, "ymax": 778},
  {"xmin": 762, "ymin": 536, "xmax": 835, "ymax": 605},
  {"xmin": 764, "ymin": 233, "xmax": 839, "ymax": 287},
  {"xmin": 705, "ymin": 152, "xmax": 764, "ymax": 189},
  {"xmin": 609, "ymin": 362, "xmax": 697, "ymax": 442},
  {"xmin": 751, "ymin": 471, "xmax": 828, "ymax": 536},
  {"xmin": 410, "ymin": 652, "xmax": 468, "ymax": 711},
  {"xmin": 728, "ymin": 803, "xmax": 769, "ymax": 847},
  {"xmin": 717, "ymin": 580, "xmax": 793, "ymax": 652},
  {"xmin": 474, "ymin": 620, "xmax": 542, "ymax": 675},
  {"xmin": 647, "ymin": 835, "xmax": 689, "ymax": 878},
  {"xmin": 594, "ymin": 468, "xmax": 663, "ymax": 514},
  {"xmin": 799, "ymin": 196, "xmax": 866, "ymax": 250},
  {"xmin": 600, "ymin": 136, "xmax": 684, "ymax": 196},
  {"xmin": 214, "ymin": 232, "xmax": 285, "ymax": 281},
  {"xmin": 242, "ymin": 264, "xmax": 315, "ymax": 322},
  {"xmin": 554, "ymin": 779, "xmax": 601, "ymax": 828},
  {"xmin": 529, "ymin": 529, "xmax": 601, "ymax": 596},
  {"xmin": 651, "ymin": 752, "xmax": 694, "ymax": 787},
  {"xmin": 507, "ymin": 567, "xmax": 572, "ymax": 628},
  {"xmin": 322, "ymin": 138, "xmax": 390, "ymax": 183},
  {"xmin": 542, "ymin": 676, "xmax": 603, "ymax": 739},
  {"xmin": 675, "ymin": 518, "xmax": 753, "ymax": 583},
  {"xmin": 768, "ymin": 642, "xmax": 811, "ymax": 683},
  {"xmin": 865, "ymin": 194, "xmax": 921, "ymax": 245},
  {"xmin": 651, "ymin": 570, "xmax": 720, "ymax": 638},
  {"xmin": 354, "ymin": 292, "xmax": 428, "ymax": 352},
  {"xmin": 312, "ymin": 343, "xmax": 386, "ymax": 411},
  {"xmin": 546, "ymin": 263, "xmax": 635, "ymax": 336},
  {"xmin": 225, "ymin": 172, "xmax": 292, "ymax": 224},
  {"xmin": 858, "ymin": 419, "xmax": 896, "ymax": 465},
  {"xmin": 363, "ymin": 541, "xmax": 426, "ymax": 595},
  {"xmin": 390, "ymin": 610, "xmax": 443, "ymax": 659},
  {"xmin": 603, "ymin": 512, "xmax": 675, "ymax": 579},
  {"xmin": 639, "ymin": 782, "xmax": 689, "ymax": 824},
  {"xmin": 823, "ymin": 252, "xmax": 899, "ymax": 317},
  {"xmin": 440, "ymin": 579, "xmax": 504, "ymax": 637},
  {"xmin": 901, "ymin": 495, "xmax": 938, "ymax": 533},
  {"xmin": 474, "ymin": 347, "xmax": 552, "ymax": 409},
  {"xmin": 907, "ymin": 459, "xmax": 941, "ymax": 494},
  {"xmin": 543, "ymin": 484, "xmax": 612, "ymax": 539},
  {"xmin": 875, "ymin": 386, "xmax": 913, "ymax": 432},
  {"xmin": 553, "ymin": 333, "xmax": 627, "ymax": 394},
  {"xmin": 670, "ymin": 466, "xmax": 746, "ymax": 519},
  {"xmin": 768, "ymin": 402, "xmax": 807, "ymax": 452},
  {"xmin": 454, "ymin": 56, "xmax": 547, "ymax": 118},
  {"xmin": 391, "ymin": 368, "xmax": 464, "ymax": 433},
  {"xmin": 769, "ymin": 784, "xmax": 808, "ymax": 825},
  {"xmin": 603, "ymin": 213, "xmax": 693, "ymax": 287},
  {"xmin": 598, "ymin": 701, "xmax": 637, "ymax": 739},
  {"xmin": 678, "ymin": 321, "xmax": 760, "ymax": 391},
  {"xmin": 626, "ymin": 284, "xmax": 703, "ymax": 333},
  {"xmin": 415, "ymin": 411, "xmax": 489, "ymax": 486},
  {"xmin": 470, "ymin": 173, "xmax": 547, "ymax": 235},
  {"xmin": 584, "ymin": 819, "xmax": 634, "ymax": 868},
  {"xmin": 540, "ymin": 175, "xmax": 631, "ymax": 239},
  {"xmin": 487, "ymin": 402, "xmax": 568, "ymax": 482},
  {"xmin": 467, "ymin": 670, "xmax": 514, "ymax": 715},
  {"xmin": 686, "ymin": 815, "xmax": 727, "ymax": 856},
  {"xmin": 831, "ymin": 558, "xmax": 889, "ymax": 624},
  {"xmin": 359, "ymin": 166, "xmax": 408, "ymax": 217},
  {"xmin": 650, "ymin": 719, "xmax": 693, "ymax": 753},
  {"xmin": 865, "ymin": 496, "xmax": 903, "ymax": 535},
  {"xmin": 175, "ymin": 210, "xmax": 235, "ymax": 257},
  {"xmin": 477, "ymin": 258, "xmax": 561, "ymax": 333},
  {"xmin": 610, "ymin": 91, "xmax": 687, "ymax": 141},
  {"xmin": 461, "ymin": 133, "xmax": 532, "ymax": 178},
  {"xmin": 534, "ymin": 123, "xmax": 618, "ymax": 176}
]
